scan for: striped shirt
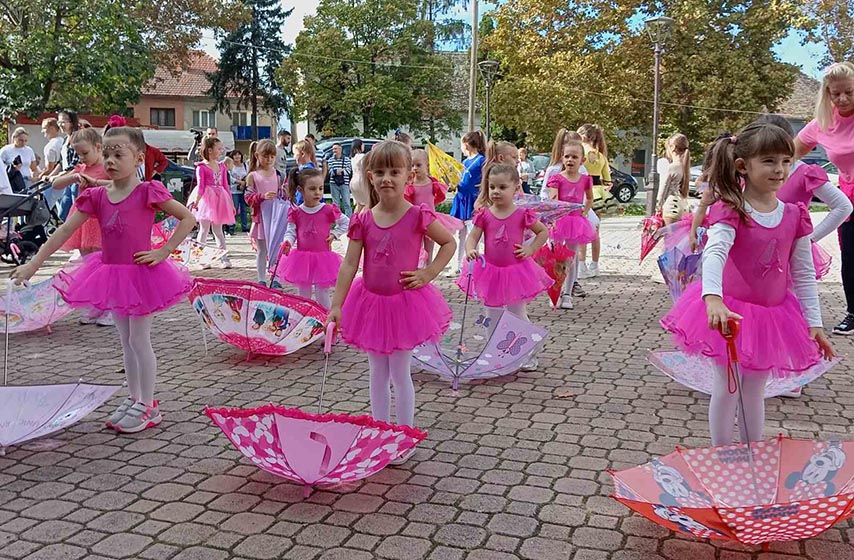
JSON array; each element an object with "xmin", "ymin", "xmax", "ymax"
[{"xmin": 327, "ymin": 156, "xmax": 352, "ymax": 187}]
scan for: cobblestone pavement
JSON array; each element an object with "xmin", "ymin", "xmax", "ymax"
[{"xmin": 1, "ymin": 215, "xmax": 853, "ymax": 560}]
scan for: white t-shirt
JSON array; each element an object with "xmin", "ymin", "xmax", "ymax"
[
  {"xmin": 43, "ymin": 136, "xmax": 64, "ymax": 169},
  {"xmin": 0, "ymin": 145, "xmax": 37, "ymax": 181}
]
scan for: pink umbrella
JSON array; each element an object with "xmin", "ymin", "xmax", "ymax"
[
  {"xmin": 189, "ymin": 278, "xmax": 327, "ymax": 359},
  {"xmin": 514, "ymin": 194, "xmax": 584, "ymax": 229},
  {"xmin": 206, "ymin": 324, "xmax": 427, "ymax": 497},
  {"xmin": 640, "ymin": 214, "xmax": 665, "ymax": 263},
  {"xmin": 1, "ymin": 277, "xmax": 72, "ymax": 334}
]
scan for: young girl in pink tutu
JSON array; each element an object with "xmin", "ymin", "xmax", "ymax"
[
  {"xmin": 245, "ymin": 139, "xmax": 285, "ymax": 285},
  {"xmin": 329, "ymin": 141, "xmax": 455, "ymax": 463},
  {"xmin": 405, "ymin": 149, "xmax": 463, "ymax": 265},
  {"xmin": 458, "ymin": 163, "xmax": 551, "ymax": 369},
  {"xmin": 547, "ymin": 140, "xmax": 596, "ymax": 309},
  {"xmin": 661, "ymin": 123, "xmax": 836, "ymax": 446},
  {"xmin": 191, "ymin": 136, "xmax": 234, "ymax": 268},
  {"xmin": 49, "ymin": 128, "xmax": 112, "ymax": 325},
  {"xmin": 276, "ymin": 167, "xmax": 349, "ymax": 308},
  {"xmin": 12, "ymin": 127, "xmax": 196, "ymax": 434}
]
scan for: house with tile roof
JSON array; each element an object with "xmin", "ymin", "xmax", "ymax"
[{"xmin": 131, "ymin": 52, "xmax": 279, "ymax": 156}]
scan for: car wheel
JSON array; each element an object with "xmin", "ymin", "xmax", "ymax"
[{"xmin": 612, "ymin": 183, "xmax": 635, "ymax": 204}]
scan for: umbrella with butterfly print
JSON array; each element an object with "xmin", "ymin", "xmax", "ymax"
[{"xmin": 412, "ymin": 309, "xmax": 548, "ymax": 391}]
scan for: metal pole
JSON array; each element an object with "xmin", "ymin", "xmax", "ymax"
[
  {"xmin": 485, "ymin": 83, "xmax": 491, "ymax": 140},
  {"xmin": 251, "ymin": 6, "xmax": 259, "ymax": 141},
  {"xmin": 647, "ymin": 42, "xmax": 662, "ymax": 216},
  {"xmin": 467, "ymin": 0, "xmax": 479, "ymax": 132}
]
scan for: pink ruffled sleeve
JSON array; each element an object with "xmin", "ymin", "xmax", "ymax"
[
  {"xmin": 795, "ymin": 202, "xmax": 814, "ymax": 238},
  {"xmin": 403, "ymin": 184, "xmax": 415, "ymax": 205},
  {"xmin": 522, "ymin": 208, "xmax": 537, "ymax": 229},
  {"xmin": 73, "ymin": 188, "xmax": 98, "ymax": 215},
  {"xmin": 417, "ymin": 204, "xmax": 438, "ymax": 234},
  {"xmin": 707, "ymin": 201, "xmax": 740, "ymax": 229},
  {"xmin": 287, "ymin": 205, "xmax": 299, "ymax": 224},
  {"xmin": 145, "ymin": 181, "xmax": 173, "ymax": 209},
  {"xmin": 584, "ymin": 175, "xmax": 594, "ymax": 190},
  {"xmin": 328, "ymin": 203, "xmax": 343, "ymax": 222},
  {"xmin": 471, "ymin": 208, "xmax": 488, "ymax": 230},
  {"xmin": 802, "ymin": 164, "xmax": 830, "ymax": 194},
  {"xmin": 347, "ymin": 211, "xmax": 364, "ymax": 241},
  {"xmin": 546, "ymin": 174, "xmax": 561, "ymax": 190},
  {"xmin": 797, "ymin": 119, "xmax": 819, "ymax": 149}
]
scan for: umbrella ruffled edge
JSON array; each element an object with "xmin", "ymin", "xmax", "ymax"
[
  {"xmin": 189, "ymin": 278, "xmax": 328, "ymax": 322},
  {"xmin": 204, "ymin": 403, "xmax": 428, "ymax": 441}
]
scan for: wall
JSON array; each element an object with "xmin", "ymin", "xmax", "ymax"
[{"xmin": 132, "ymin": 97, "xmax": 186, "ymax": 129}]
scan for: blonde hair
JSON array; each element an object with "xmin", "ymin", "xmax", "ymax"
[
  {"xmin": 11, "ymin": 127, "xmax": 28, "ymax": 140},
  {"xmin": 70, "ymin": 128, "xmax": 103, "ymax": 148},
  {"xmin": 293, "ymin": 140, "xmax": 317, "ymax": 166},
  {"xmin": 549, "ymin": 129, "xmax": 582, "ymax": 167},
  {"xmin": 577, "ymin": 123, "xmax": 608, "ymax": 161},
  {"xmin": 481, "ymin": 140, "xmax": 518, "ymax": 190},
  {"xmin": 363, "ymin": 141, "xmax": 412, "ymax": 207},
  {"xmin": 560, "ymin": 140, "xmax": 586, "ymax": 171},
  {"xmin": 476, "ymin": 163, "xmax": 520, "ymax": 208},
  {"xmin": 248, "ymin": 139, "xmax": 277, "ymax": 173},
  {"xmin": 666, "ymin": 133, "xmax": 691, "ymax": 198},
  {"xmin": 816, "ymin": 62, "xmax": 854, "ymax": 130}
]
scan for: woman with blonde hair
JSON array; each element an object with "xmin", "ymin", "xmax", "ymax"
[{"xmin": 657, "ymin": 133, "xmax": 691, "ymax": 226}]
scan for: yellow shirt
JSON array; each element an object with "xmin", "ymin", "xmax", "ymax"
[{"xmin": 583, "ymin": 146, "xmax": 611, "ymax": 183}]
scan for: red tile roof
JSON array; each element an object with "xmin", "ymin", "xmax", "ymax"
[
  {"xmin": 13, "ymin": 113, "xmax": 141, "ymax": 127},
  {"xmin": 142, "ymin": 51, "xmax": 233, "ymax": 98}
]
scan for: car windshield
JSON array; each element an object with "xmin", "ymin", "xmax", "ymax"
[{"xmin": 531, "ymin": 155, "xmax": 551, "ymax": 172}]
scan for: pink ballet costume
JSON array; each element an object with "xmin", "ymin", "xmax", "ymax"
[
  {"xmin": 276, "ymin": 204, "xmax": 343, "ymax": 289},
  {"xmin": 245, "ymin": 170, "xmax": 282, "ymax": 281},
  {"xmin": 546, "ymin": 174, "xmax": 597, "ymax": 245},
  {"xmin": 341, "ymin": 204, "xmax": 452, "ymax": 355},
  {"xmin": 778, "ymin": 163, "xmax": 834, "ymax": 280},
  {"xmin": 405, "ymin": 177, "xmax": 464, "ymax": 233},
  {"xmin": 61, "ymin": 162, "xmax": 107, "ymax": 253},
  {"xmin": 661, "ymin": 202, "xmax": 821, "ymax": 376},
  {"xmin": 191, "ymin": 162, "xmax": 235, "ymax": 225},
  {"xmin": 456, "ymin": 207, "xmax": 552, "ymax": 307},
  {"xmin": 54, "ymin": 181, "xmax": 192, "ymax": 316}
]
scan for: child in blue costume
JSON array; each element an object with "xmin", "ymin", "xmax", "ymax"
[{"xmin": 449, "ymin": 130, "xmax": 486, "ymax": 273}]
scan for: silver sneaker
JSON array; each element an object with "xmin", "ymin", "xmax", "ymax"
[
  {"xmin": 559, "ymin": 294, "xmax": 574, "ymax": 309},
  {"xmin": 106, "ymin": 397, "xmax": 135, "ymax": 428},
  {"xmin": 95, "ymin": 313, "xmax": 115, "ymax": 327},
  {"xmin": 220, "ymin": 256, "xmax": 233, "ymax": 269},
  {"xmin": 520, "ymin": 357, "xmax": 539, "ymax": 372},
  {"xmin": 114, "ymin": 401, "xmax": 162, "ymax": 433}
]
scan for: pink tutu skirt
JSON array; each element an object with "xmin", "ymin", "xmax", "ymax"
[
  {"xmin": 54, "ymin": 253, "xmax": 192, "ymax": 316},
  {"xmin": 276, "ymin": 249, "xmax": 342, "ymax": 288},
  {"xmin": 192, "ymin": 187, "xmax": 235, "ymax": 225},
  {"xmin": 812, "ymin": 241, "xmax": 832, "ymax": 280},
  {"xmin": 436, "ymin": 213, "xmax": 465, "ymax": 233},
  {"xmin": 551, "ymin": 214, "xmax": 597, "ymax": 245},
  {"xmin": 661, "ymin": 283, "xmax": 821, "ymax": 375},
  {"xmin": 456, "ymin": 259, "xmax": 553, "ymax": 307},
  {"xmin": 61, "ymin": 207, "xmax": 102, "ymax": 252},
  {"xmin": 341, "ymin": 278, "xmax": 452, "ymax": 355}
]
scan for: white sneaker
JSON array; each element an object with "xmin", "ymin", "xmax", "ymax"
[
  {"xmin": 220, "ymin": 256, "xmax": 233, "ymax": 269},
  {"xmin": 390, "ymin": 447, "xmax": 416, "ymax": 466},
  {"xmin": 79, "ymin": 314, "xmax": 98, "ymax": 325},
  {"xmin": 588, "ymin": 262, "xmax": 600, "ymax": 277},
  {"xmin": 780, "ymin": 387, "xmax": 803, "ymax": 398},
  {"xmin": 559, "ymin": 294, "xmax": 573, "ymax": 309},
  {"xmin": 520, "ymin": 357, "xmax": 539, "ymax": 372},
  {"xmin": 114, "ymin": 401, "xmax": 162, "ymax": 433},
  {"xmin": 105, "ymin": 397, "xmax": 135, "ymax": 428},
  {"xmin": 95, "ymin": 313, "xmax": 115, "ymax": 327},
  {"xmin": 578, "ymin": 262, "xmax": 591, "ymax": 279}
]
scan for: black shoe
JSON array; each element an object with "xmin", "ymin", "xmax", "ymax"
[
  {"xmin": 572, "ymin": 282, "xmax": 587, "ymax": 298},
  {"xmin": 833, "ymin": 313, "xmax": 854, "ymax": 335}
]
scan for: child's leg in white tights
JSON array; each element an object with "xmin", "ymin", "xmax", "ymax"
[
  {"xmin": 456, "ymin": 224, "xmax": 468, "ymax": 269},
  {"xmin": 505, "ymin": 303, "xmax": 529, "ymax": 322},
  {"xmin": 561, "ymin": 245, "xmax": 579, "ymax": 295},
  {"xmin": 256, "ymin": 239, "xmax": 268, "ymax": 283},
  {"xmin": 710, "ymin": 365, "xmax": 770, "ymax": 446},
  {"xmin": 115, "ymin": 315, "xmax": 157, "ymax": 405},
  {"xmin": 298, "ymin": 285, "xmax": 313, "ymax": 300},
  {"xmin": 209, "ymin": 223, "xmax": 227, "ymax": 250},
  {"xmin": 196, "ymin": 220, "xmax": 211, "ymax": 245},
  {"xmin": 315, "ymin": 287, "xmax": 331, "ymax": 309},
  {"xmin": 367, "ymin": 351, "xmax": 416, "ymax": 427}
]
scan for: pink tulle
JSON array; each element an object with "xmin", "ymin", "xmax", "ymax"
[
  {"xmin": 275, "ymin": 250, "xmax": 342, "ymax": 288},
  {"xmin": 436, "ymin": 213, "xmax": 465, "ymax": 233},
  {"xmin": 551, "ymin": 214, "xmax": 597, "ymax": 245},
  {"xmin": 192, "ymin": 187, "xmax": 235, "ymax": 225},
  {"xmin": 812, "ymin": 241, "xmax": 832, "ymax": 281},
  {"xmin": 661, "ymin": 283, "xmax": 822, "ymax": 375},
  {"xmin": 61, "ymin": 207, "xmax": 102, "ymax": 252},
  {"xmin": 341, "ymin": 278, "xmax": 451, "ymax": 355},
  {"xmin": 55, "ymin": 252, "xmax": 192, "ymax": 316},
  {"xmin": 456, "ymin": 259, "xmax": 553, "ymax": 307}
]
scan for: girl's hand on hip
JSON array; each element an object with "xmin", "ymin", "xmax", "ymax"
[
  {"xmin": 400, "ymin": 268, "xmax": 433, "ymax": 289},
  {"xmin": 134, "ymin": 247, "xmax": 170, "ymax": 266}
]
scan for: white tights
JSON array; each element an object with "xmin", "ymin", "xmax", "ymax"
[
  {"xmin": 483, "ymin": 303, "xmax": 528, "ymax": 337},
  {"xmin": 298, "ymin": 285, "xmax": 332, "ymax": 309},
  {"xmin": 561, "ymin": 244, "xmax": 579, "ymax": 295},
  {"xmin": 367, "ymin": 351, "xmax": 415, "ymax": 427},
  {"xmin": 709, "ymin": 365, "xmax": 770, "ymax": 446},
  {"xmin": 256, "ymin": 239, "xmax": 268, "ymax": 283},
  {"xmin": 114, "ymin": 315, "xmax": 157, "ymax": 406},
  {"xmin": 456, "ymin": 222, "xmax": 469, "ymax": 268},
  {"xmin": 197, "ymin": 220, "xmax": 227, "ymax": 250}
]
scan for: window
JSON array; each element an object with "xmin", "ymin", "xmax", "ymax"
[
  {"xmin": 231, "ymin": 111, "xmax": 249, "ymax": 127},
  {"xmin": 192, "ymin": 110, "xmax": 216, "ymax": 128},
  {"xmin": 150, "ymin": 108, "xmax": 175, "ymax": 128}
]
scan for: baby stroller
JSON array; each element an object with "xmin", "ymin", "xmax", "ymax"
[{"xmin": 0, "ymin": 181, "xmax": 62, "ymax": 265}]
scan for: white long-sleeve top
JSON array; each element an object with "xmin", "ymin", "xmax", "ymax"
[
  {"xmin": 701, "ymin": 201, "xmax": 822, "ymax": 327},
  {"xmin": 787, "ymin": 160, "xmax": 854, "ymax": 241},
  {"xmin": 284, "ymin": 203, "xmax": 350, "ymax": 246}
]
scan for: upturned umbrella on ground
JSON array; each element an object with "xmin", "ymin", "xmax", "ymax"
[
  {"xmin": 533, "ymin": 242, "xmax": 575, "ymax": 309},
  {"xmin": 0, "ymin": 277, "xmax": 72, "ymax": 334},
  {"xmin": 640, "ymin": 214, "xmax": 665, "ymax": 263}
]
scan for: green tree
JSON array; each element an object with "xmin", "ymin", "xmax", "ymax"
[
  {"xmin": 207, "ymin": 0, "xmax": 292, "ymax": 138},
  {"xmin": 483, "ymin": 0, "xmax": 803, "ymax": 155},
  {"xmin": 278, "ymin": 0, "xmax": 461, "ymax": 139},
  {"xmin": 803, "ymin": 0, "xmax": 854, "ymax": 65}
]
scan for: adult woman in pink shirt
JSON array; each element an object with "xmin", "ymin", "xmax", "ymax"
[{"xmin": 795, "ymin": 62, "xmax": 854, "ymax": 334}]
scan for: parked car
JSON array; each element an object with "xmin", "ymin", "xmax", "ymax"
[
  {"xmin": 285, "ymin": 137, "xmax": 384, "ymax": 191},
  {"xmin": 689, "ymin": 165, "xmax": 704, "ymax": 196}
]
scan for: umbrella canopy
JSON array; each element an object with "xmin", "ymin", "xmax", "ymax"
[
  {"xmin": 640, "ymin": 214, "xmax": 665, "ymax": 263},
  {"xmin": 658, "ymin": 246, "xmax": 702, "ymax": 303},
  {"xmin": 1, "ymin": 277, "xmax": 72, "ymax": 334},
  {"xmin": 189, "ymin": 278, "xmax": 327, "ymax": 358},
  {"xmin": 427, "ymin": 142, "xmax": 464, "ymax": 189},
  {"xmin": 261, "ymin": 197, "xmax": 291, "ymax": 276},
  {"xmin": 533, "ymin": 243, "xmax": 575, "ymax": 309},
  {"xmin": 152, "ymin": 217, "xmax": 226, "ymax": 269},
  {"xmin": 649, "ymin": 351, "xmax": 840, "ymax": 398},
  {"xmin": 0, "ymin": 381, "xmax": 121, "ymax": 455},
  {"xmin": 513, "ymin": 195, "xmax": 583, "ymax": 230},
  {"xmin": 610, "ymin": 436, "xmax": 854, "ymax": 545},
  {"xmin": 413, "ymin": 310, "xmax": 548, "ymax": 390},
  {"xmin": 206, "ymin": 404, "xmax": 427, "ymax": 497}
]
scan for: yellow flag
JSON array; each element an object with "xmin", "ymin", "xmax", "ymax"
[{"xmin": 427, "ymin": 142, "xmax": 464, "ymax": 189}]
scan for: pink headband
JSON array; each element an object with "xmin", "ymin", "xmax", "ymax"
[{"xmin": 107, "ymin": 115, "xmax": 127, "ymax": 128}]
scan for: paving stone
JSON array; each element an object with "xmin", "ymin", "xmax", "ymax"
[
  {"xmin": 22, "ymin": 544, "xmax": 87, "ymax": 560},
  {"xmin": 375, "ymin": 536, "xmax": 431, "ymax": 559},
  {"xmin": 91, "ymin": 533, "xmax": 153, "ymax": 558},
  {"xmin": 232, "ymin": 535, "xmax": 293, "ymax": 560}
]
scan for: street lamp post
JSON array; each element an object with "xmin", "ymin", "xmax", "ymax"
[
  {"xmin": 478, "ymin": 60, "xmax": 500, "ymax": 140},
  {"xmin": 467, "ymin": 1, "xmax": 479, "ymax": 132},
  {"xmin": 644, "ymin": 15, "xmax": 674, "ymax": 216}
]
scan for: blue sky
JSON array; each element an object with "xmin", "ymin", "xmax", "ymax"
[{"xmin": 202, "ymin": 1, "xmax": 827, "ymax": 79}]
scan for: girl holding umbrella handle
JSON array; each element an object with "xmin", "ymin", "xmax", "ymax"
[
  {"xmin": 794, "ymin": 62, "xmax": 854, "ymax": 335},
  {"xmin": 661, "ymin": 123, "xmax": 835, "ymax": 447}
]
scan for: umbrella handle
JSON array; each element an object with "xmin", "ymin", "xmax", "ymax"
[
  {"xmin": 324, "ymin": 322, "xmax": 337, "ymax": 354},
  {"xmin": 466, "ymin": 254, "xmax": 486, "ymax": 276},
  {"xmin": 718, "ymin": 319, "xmax": 740, "ymax": 394}
]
